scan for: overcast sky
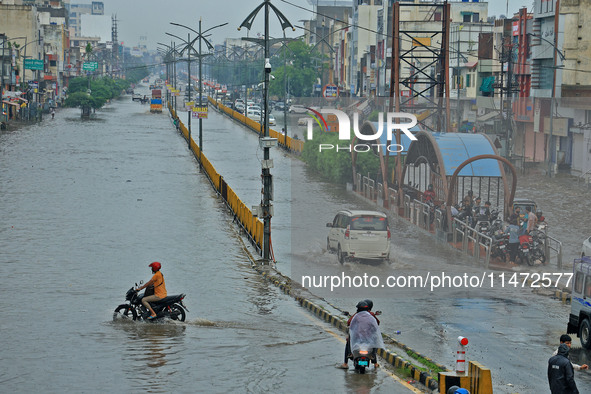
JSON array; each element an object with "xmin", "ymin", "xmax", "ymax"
[{"xmin": 100, "ymin": 0, "xmax": 533, "ymax": 49}]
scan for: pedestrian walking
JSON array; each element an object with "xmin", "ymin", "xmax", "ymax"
[{"xmin": 548, "ymin": 343, "xmax": 579, "ymax": 394}]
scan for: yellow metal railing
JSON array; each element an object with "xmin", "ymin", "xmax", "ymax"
[
  {"xmin": 208, "ymin": 97, "xmax": 304, "ymax": 154},
  {"xmin": 169, "ymin": 103, "xmax": 263, "ymax": 253}
]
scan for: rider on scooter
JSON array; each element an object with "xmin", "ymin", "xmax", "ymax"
[{"xmin": 340, "ymin": 300, "xmax": 382, "ymax": 369}]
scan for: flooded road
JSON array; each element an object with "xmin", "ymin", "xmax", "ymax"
[
  {"xmin": 0, "ymin": 92, "xmax": 412, "ymax": 392},
  {"xmin": 203, "ymin": 102, "xmax": 591, "ymax": 393}
]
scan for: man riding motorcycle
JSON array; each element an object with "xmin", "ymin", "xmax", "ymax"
[
  {"xmin": 136, "ymin": 262, "xmax": 167, "ymax": 320},
  {"xmin": 340, "ymin": 300, "xmax": 383, "ymax": 369}
]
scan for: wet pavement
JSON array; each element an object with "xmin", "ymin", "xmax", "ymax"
[
  {"xmin": 203, "ymin": 100, "xmax": 591, "ymax": 393},
  {"xmin": 0, "ymin": 89, "xmax": 414, "ymax": 392}
]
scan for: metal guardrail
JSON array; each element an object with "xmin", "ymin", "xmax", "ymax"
[
  {"xmin": 349, "ymin": 177, "xmax": 564, "ymax": 270},
  {"xmin": 404, "ymin": 194, "xmax": 411, "ymax": 219},
  {"xmin": 577, "ymin": 168, "xmax": 591, "ymax": 188},
  {"xmin": 377, "ymin": 182, "xmax": 384, "ymax": 202},
  {"xmin": 412, "ymin": 199, "xmax": 431, "ymax": 231},
  {"xmin": 545, "ymin": 234, "xmax": 563, "ymax": 269},
  {"xmin": 451, "ymin": 218, "xmax": 492, "ymax": 267},
  {"xmin": 389, "ymin": 187, "xmax": 398, "ymax": 209}
]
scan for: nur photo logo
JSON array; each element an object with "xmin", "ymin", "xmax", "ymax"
[{"xmin": 303, "ymin": 108, "xmax": 419, "ymax": 153}]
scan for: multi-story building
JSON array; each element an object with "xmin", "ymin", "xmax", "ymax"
[
  {"xmin": 558, "ymin": 0, "xmax": 591, "ymax": 177},
  {"xmin": 67, "ymin": 1, "xmax": 103, "ymax": 38},
  {"xmin": 0, "ymin": 2, "xmax": 43, "ymax": 95}
]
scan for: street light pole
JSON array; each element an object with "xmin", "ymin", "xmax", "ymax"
[
  {"xmin": 170, "ymin": 21, "xmax": 227, "ymax": 169},
  {"xmin": 199, "ymin": 18, "xmax": 203, "ymax": 160},
  {"xmin": 239, "ymin": 0, "xmax": 294, "ymax": 260},
  {"xmin": 1, "ymin": 34, "xmax": 6, "ymax": 124},
  {"xmin": 165, "ymin": 32, "xmax": 193, "ymax": 149}
]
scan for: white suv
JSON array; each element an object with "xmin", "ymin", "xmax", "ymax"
[{"xmin": 326, "ymin": 210, "xmax": 390, "ymax": 264}]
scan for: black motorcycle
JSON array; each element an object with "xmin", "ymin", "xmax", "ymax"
[
  {"xmin": 490, "ymin": 233, "xmax": 509, "ymax": 262},
  {"xmin": 113, "ymin": 283, "xmax": 188, "ymax": 322}
]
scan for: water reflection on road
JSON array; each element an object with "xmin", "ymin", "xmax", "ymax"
[{"xmin": 0, "ymin": 93, "xmax": 412, "ymax": 393}]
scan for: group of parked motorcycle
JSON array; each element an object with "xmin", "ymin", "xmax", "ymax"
[{"xmin": 452, "ymin": 203, "xmax": 547, "ymax": 266}]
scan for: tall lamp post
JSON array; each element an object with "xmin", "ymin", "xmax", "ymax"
[
  {"xmin": 527, "ymin": 32, "xmax": 565, "ymax": 177},
  {"xmin": 165, "ymin": 31, "xmax": 196, "ymax": 150},
  {"xmin": 157, "ymin": 42, "xmax": 180, "ymax": 112},
  {"xmin": 239, "ymin": 0, "xmax": 294, "ymax": 260},
  {"xmin": 1, "ymin": 34, "xmax": 6, "ymax": 124},
  {"xmin": 169, "ymin": 20, "xmax": 227, "ymax": 168}
]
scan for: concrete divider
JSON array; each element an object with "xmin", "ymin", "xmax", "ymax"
[
  {"xmin": 208, "ymin": 97, "xmax": 305, "ymax": 153},
  {"xmin": 169, "ymin": 104, "xmax": 264, "ymax": 254},
  {"xmin": 438, "ymin": 361, "xmax": 493, "ymax": 394}
]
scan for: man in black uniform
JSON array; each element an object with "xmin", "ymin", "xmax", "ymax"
[{"xmin": 548, "ymin": 343, "xmax": 579, "ymax": 393}]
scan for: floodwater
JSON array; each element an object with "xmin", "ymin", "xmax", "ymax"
[
  {"xmin": 200, "ymin": 100, "xmax": 591, "ymax": 393},
  {"xmin": 0, "ymin": 91, "xmax": 412, "ymax": 392}
]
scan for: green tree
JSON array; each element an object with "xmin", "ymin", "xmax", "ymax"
[
  {"xmin": 64, "ymin": 91, "xmax": 105, "ymax": 111},
  {"xmin": 268, "ymin": 40, "xmax": 323, "ymax": 98}
]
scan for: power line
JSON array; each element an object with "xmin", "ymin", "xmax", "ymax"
[{"xmin": 278, "ymin": 0, "xmax": 591, "ymax": 75}]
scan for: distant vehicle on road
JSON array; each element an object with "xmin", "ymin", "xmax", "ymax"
[
  {"xmin": 289, "ymin": 104, "xmax": 308, "ymax": 114},
  {"xmin": 326, "ymin": 210, "xmax": 390, "ymax": 264},
  {"xmin": 268, "ymin": 113, "xmax": 276, "ymax": 126},
  {"xmin": 247, "ymin": 109, "xmax": 262, "ymax": 121}
]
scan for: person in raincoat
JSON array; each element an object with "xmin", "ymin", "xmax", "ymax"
[
  {"xmin": 340, "ymin": 300, "xmax": 384, "ymax": 369},
  {"xmin": 548, "ymin": 343, "xmax": 579, "ymax": 394}
]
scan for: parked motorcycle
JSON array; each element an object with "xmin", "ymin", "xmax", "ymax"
[
  {"xmin": 517, "ymin": 235, "xmax": 534, "ymax": 266},
  {"xmin": 474, "ymin": 217, "xmax": 491, "ymax": 235},
  {"xmin": 113, "ymin": 282, "xmax": 188, "ymax": 322},
  {"xmin": 491, "ymin": 233, "xmax": 509, "ymax": 262},
  {"xmin": 529, "ymin": 230, "xmax": 547, "ymax": 264}
]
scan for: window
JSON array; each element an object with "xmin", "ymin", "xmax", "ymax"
[
  {"xmin": 350, "ymin": 215, "xmax": 388, "ymax": 231},
  {"xmin": 585, "ymin": 275, "xmax": 591, "ymax": 298},
  {"xmin": 472, "ymin": 13, "xmax": 480, "ymax": 23},
  {"xmin": 467, "ymin": 74, "xmax": 471, "ymax": 88},
  {"xmin": 575, "ymin": 272, "xmax": 584, "ymax": 294},
  {"xmin": 463, "ymin": 14, "xmax": 472, "ymax": 23}
]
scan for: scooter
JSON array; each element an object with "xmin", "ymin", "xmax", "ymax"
[
  {"xmin": 113, "ymin": 281, "xmax": 188, "ymax": 322},
  {"xmin": 346, "ymin": 310, "xmax": 384, "ymax": 374}
]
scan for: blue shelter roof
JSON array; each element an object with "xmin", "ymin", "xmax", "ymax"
[{"xmin": 430, "ymin": 132, "xmax": 501, "ymax": 177}]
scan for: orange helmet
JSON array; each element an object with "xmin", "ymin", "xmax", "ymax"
[{"xmin": 149, "ymin": 262, "xmax": 161, "ymax": 271}]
